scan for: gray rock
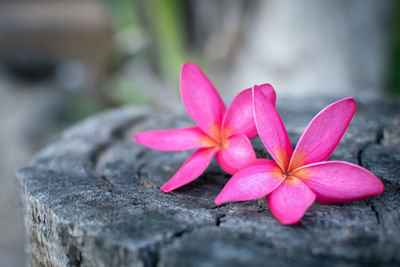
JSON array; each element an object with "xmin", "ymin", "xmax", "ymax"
[{"xmin": 16, "ymin": 98, "xmax": 400, "ymax": 266}]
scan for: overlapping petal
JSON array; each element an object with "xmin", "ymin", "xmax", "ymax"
[
  {"xmin": 253, "ymin": 86, "xmax": 293, "ymax": 170},
  {"xmin": 215, "ymin": 134, "xmax": 256, "ymax": 174},
  {"xmin": 215, "ymin": 133, "xmax": 257, "ymax": 175},
  {"xmin": 180, "ymin": 63, "xmax": 226, "ymax": 140},
  {"xmin": 292, "ymin": 161, "xmax": 384, "ymax": 204},
  {"xmin": 257, "ymin": 84, "xmax": 277, "ymax": 105},
  {"xmin": 215, "ymin": 159, "xmax": 284, "ymax": 204},
  {"xmin": 222, "ymin": 84, "xmax": 276, "ymax": 139},
  {"xmin": 160, "ymin": 148, "xmax": 217, "ymax": 193},
  {"xmin": 134, "ymin": 126, "xmax": 216, "ymax": 151},
  {"xmin": 267, "ymin": 177, "xmax": 316, "ymax": 225},
  {"xmin": 288, "ymin": 98, "xmax": 356, "ymax": 171}
]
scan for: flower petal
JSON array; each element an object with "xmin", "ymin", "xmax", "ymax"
[
  {"xmin": 221, "ymin": 84, "xmax": 276, "ymax": 139},
  {"xmin": 134, "ymin": 126, "xmax": 216, "ymax": 151},
  {"xmin": 180, "ymin": 63, "xmax": 226, "ymax": 140},
  {"xmin": 292, "ymin": 161, "xmax": 384, "ymax": 204},
  {"xmin": 267, "ymin": 177, "xmax": 316, "ymax": 225},
  {"xmin": 253, "ymin": 85, "xmax": 293, "ymax": 170},
  {"xmin": 215, "ymin": 159, "xmax": 284, "ymax": 205},
  {"xmin": 288, "ymin": 98, "xmax": 356, "ymax": 171},
  {"xmin": 160, "ymin": 148, "xmax": 217, "ymax": 193},
  {"xmin": 215, "ymin": 133, "xmax": 257, "ymax": 175}
]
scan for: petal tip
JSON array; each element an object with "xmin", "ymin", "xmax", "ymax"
[
  {"xmin": 375, "ymin": 179, "xmax": 384, "ymax": 195},
  {"xmin": 214, "ymin": 196, "xmax": 223, "ymax": 205},
  {"xmin": 255, "ymin": 83, "xmax": 276, "ymax": 99},
  {"xmin": 273, "ymin": 209, "xmax": 309, "ymax": 225},
  {"xmin": 343, "ymin": 96, "xmax": 356, "ymax": 102},
  {"xmin": 181, "ymin": 62, "xmax": 198, "ymax": 73},
  {"xmin": 133, "ymin": 133, "xmax": 142, "ymax": 144},
  {"xmin": 345, "ymin": 97, "xmax": 356, "ymax": 108},
  {"xmin": 279, "ymin": 217, "xmax": 302, "ymax": 225},
  {"xmin": 160, "ymin": 183, "xmax": 173, "ymax": 193},
  {"xmin": 214, "ymin": 189, "xmax": 228, "ymax": 205},
  {"xmin": 339, "ymin": 97, "xmax": 356, "ymax": 113},
  {"xmin": 273, "ymin": 200, "xmax": 314, "ymax": 225}
]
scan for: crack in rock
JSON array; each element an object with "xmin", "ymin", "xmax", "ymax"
[
  {"xmin": 370, "ymin": 203, "xmax": 381, "ymax": 225},
  {"xmin": 375, "ymin": 126, "xmax": 384, "ymax": 145},
  {"xmin": 215, "ymin": 214, "xmax": 226, "ymax": 226}
]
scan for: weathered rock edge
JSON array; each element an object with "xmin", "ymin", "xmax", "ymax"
[{"xmin": 16, "ymin": 99, "xmax": 400, "ymax": 267}]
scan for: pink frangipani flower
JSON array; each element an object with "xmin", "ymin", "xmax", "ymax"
[
  {"xmin": 215, "ymin": 86, "xmax": 384, "ymax": 225},
  {"xmin": 134, "ymin": 63, "xmax": 276, "ymax": 192}
]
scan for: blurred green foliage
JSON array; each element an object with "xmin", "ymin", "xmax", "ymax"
[
  {"xmin": 56, "ymin": 94, "xmax": 106, "ymax": 123},
  {"xmin": 145, "ymin": 0, "xmax": 186, "ymax": 83},
  {"xmin": 106, "ymin": 75, "xmax": 150, "ymax": 105},
  {"xmin": 104, "ymin": 0, "xmax": 189, "ymax": 105},
  {"xmin": 387, "ymin": 1, "xmax": 400, "ymax": 94},
  {"xmin": 107, "ymin": 0, "xmax": 138, "ymax": 31}
]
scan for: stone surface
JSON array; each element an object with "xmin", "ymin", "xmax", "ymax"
[{"xmin": 16, "ymin": 98, "xmax": 400, "ymax": 266}]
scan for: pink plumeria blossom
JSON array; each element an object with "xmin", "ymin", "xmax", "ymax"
[
  {"xmin": 215, "ymin": 86, "xmax": 384, "ymax": 225},
  {"xmin": 134, "ymin": 63, "xmax": 276, "ymax": 192}
]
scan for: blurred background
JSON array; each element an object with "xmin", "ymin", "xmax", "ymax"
[{"xmin": 0, "ymin": 0, "xmax": 399, "ymax": 265}]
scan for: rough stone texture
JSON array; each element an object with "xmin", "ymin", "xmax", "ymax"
[{"xmin": 16, "ymin": 98, "xmax": 400, "ymax": 267}]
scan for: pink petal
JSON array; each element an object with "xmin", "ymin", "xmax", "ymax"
[
  {"xmin": 215, "ymin": 159, "xmax": 284, "ymax": 205},
  {"xmin": 292, "ymin": 161, "xmax": 384, "ymax": 204},
  {"xmin": 267, "ymin": 177, "xmax": 316, "ymax": 225},
  {"xmin": 288, "ymin": 98, "xmax": 356, "ymax": 171},
  {"xmin": 134, "ymin": 127, "xmax": 216, "ymax": 151},
  {"xmin": 180, "ymin": 63, "xmax": 226, "ymax": 140},
  {"xmin": 215, "ymin": 134, "xmax": 257, "ymax": 175},
  {"xmin": 253, "ymin": 86, "xmax": 293, "ymax": 170},
  {"xmin": 221, "ymin": 84, "xmax": 276, "ymax": 139},
  {"xmin": 258, "ymin": 84, "xmax": 277, "ymax": 105},
  {"xmin": 160, "ymin": 147, "xmax": 217, "ymax": 193}
]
